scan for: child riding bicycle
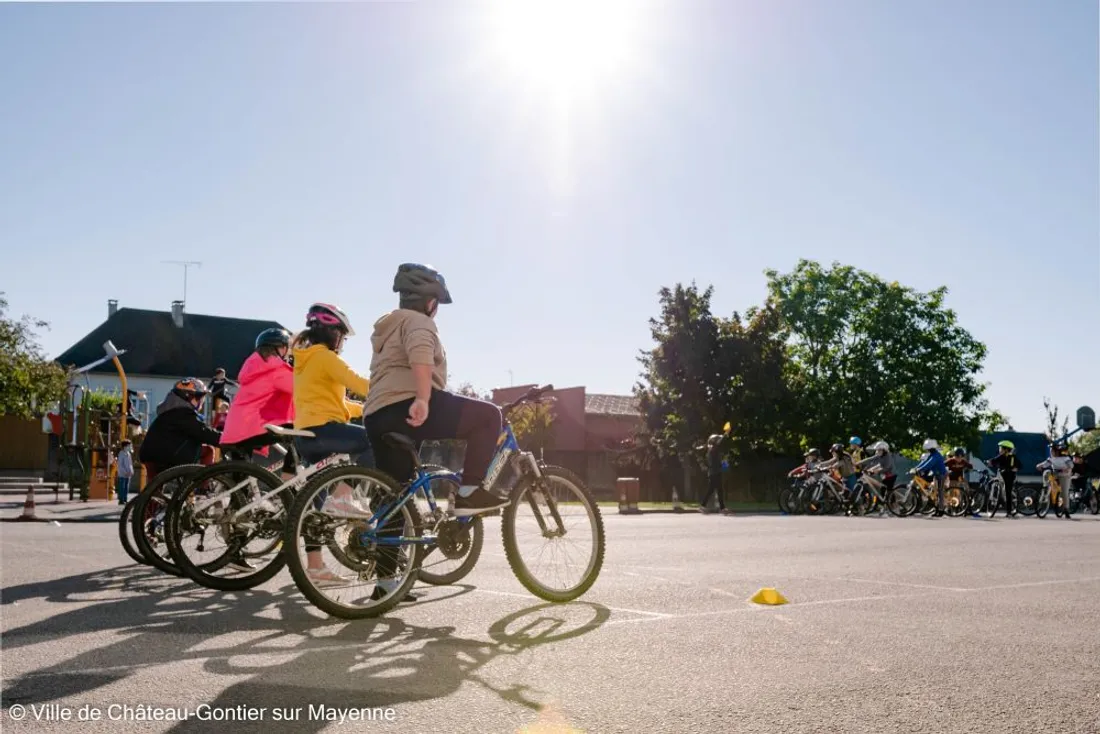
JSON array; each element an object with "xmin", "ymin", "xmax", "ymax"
[
  {"xmin": 1037, "ymin": 442, "xmax": 1074, "ymax": 514},
  {"xmin": 909, "ymin": 439, "xmax": 948, "ymax": 516},
  {"xmin": 139, "ymin": 378, "xmax": 223, "ymax": 480},
  {"xmin": 219, "ymin": 327, "xmax": 296, "ymax": 470},
  {"xmin": 857, "ymin": 440, "xmax": 896, "ymax": 491},
  {"xmin": 819, "ymin": 444, "xmax": 858, "ymax": 494},
  {"xmin": 361, "ymin": 263, "xmax": 508, "ymax": 519},
  {"xmin": 789, "ymin": 448, "xmax": 822, "ymax": 480},
  {"xmin": 291, "ymin": 303, "xmax": 381, "ymax": 586}
]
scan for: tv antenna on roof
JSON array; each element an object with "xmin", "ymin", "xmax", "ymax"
[{"xmin": 163, "ymin": 261, "xmax": 203, "ymax": 304}]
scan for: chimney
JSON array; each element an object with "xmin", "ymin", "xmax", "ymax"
[
  {"xmin": 171, "ymin": 300, "xmax": 185, "ymax": 328},
  {"xmin": 108, "ymin": 299, "xmax": 118, "ymax": 318}
]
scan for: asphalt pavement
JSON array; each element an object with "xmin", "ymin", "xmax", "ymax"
[{"xmin": 2, "ymin": 511, "xmax": 1099, "ymax": 733}]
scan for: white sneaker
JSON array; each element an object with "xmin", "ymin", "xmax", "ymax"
[{"xmin": 321, "ymin": 494, "xmax": 372, "ymax": 518}]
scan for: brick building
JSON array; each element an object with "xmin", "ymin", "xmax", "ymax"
[{"xmin": 490, "ymin": 384, "xmax": 643, "ymax": 497}]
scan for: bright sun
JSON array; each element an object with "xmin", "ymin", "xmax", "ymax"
[{"xmin": 485, "ymin": 0, "xmax": 645, "ymax": 98}]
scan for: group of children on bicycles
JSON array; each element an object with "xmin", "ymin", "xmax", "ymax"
[
  {"xmin": 136, "ymin": 263, "xmax": 511, "ymax": 587},
  {"xmin": 788, "ymin": 433, "xmax": 1095, "ymax": 516}
]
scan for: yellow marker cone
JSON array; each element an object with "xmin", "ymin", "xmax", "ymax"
[{"xmin": 750, "ymin": 587, "xmax": 788, "ymax": 606}]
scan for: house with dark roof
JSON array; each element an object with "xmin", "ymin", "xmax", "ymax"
[
  {"xmin": 489, "ymin": 384, "xmax": 643, "ymax": 494},
  {"xmin": 54, "ymin": 300, "xmax": 286, "ymax": 428}
]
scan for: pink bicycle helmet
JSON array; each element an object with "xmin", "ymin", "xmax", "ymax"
[{"xmin": 306, "ymin": 303, "xmax": 354, "ymax": 336}]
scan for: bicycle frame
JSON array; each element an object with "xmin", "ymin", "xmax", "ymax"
[
  {"xmin": 354, "ymin": 389, "xmax": 562, "ymax": 548},
  {"xmin": 808, "ymin": 471, "xmax": 848, "ymax": 507},
  {"xmin": 193, "ymin": 452, "xmax": 351, "ymax": 519}
]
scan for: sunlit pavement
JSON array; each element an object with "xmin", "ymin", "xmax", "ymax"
[{"xmin": 2, "ymin": 513, "xmax": 1099, "ymax": 733}]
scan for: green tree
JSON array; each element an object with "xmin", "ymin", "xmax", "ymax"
[
  {"xmin": 453, "ymin": 381, "xmax": 492, "ymax": 400},
  {"xmin": 1070, "ymin": 430, "xmax": 1100, "ymax": 457},
  {"xmin": 764, "ymin": 260, "xmax": 995, "ymax": 453},
  {"xmin": 634, "ymin": 283, "xmax": 794, "ymax": 465},
  {"xmin": 0, "ymin": 293, "xmax": 69, "ymax": 418},
  {"xmin": 1043, "ymin": 396, "xmax": 1071, "ymax": 443}
]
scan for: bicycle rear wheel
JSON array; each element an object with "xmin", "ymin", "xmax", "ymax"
[
  {"xmin": 413, "ymin": 466, "xmax": 485, "ymax": 586},
  {"xmin": 118, "ymin": 500, "xmax": 146, "ymax": 565},
  {"xmin": 502, "ymin": 465, "xmax": 605, "ymax": 603},
  {"xmin": 165, "ymin": 462, "xmax": 292, "ymax": 591}
]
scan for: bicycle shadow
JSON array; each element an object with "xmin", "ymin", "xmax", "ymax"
[{"xmin": 1, "ymin": 565, "xmax": 610, "ymax": 732}]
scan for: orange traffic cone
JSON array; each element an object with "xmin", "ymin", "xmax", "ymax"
[{"xmin": 17, "ymin": 486, "xmax": 38, "ymax": 521}]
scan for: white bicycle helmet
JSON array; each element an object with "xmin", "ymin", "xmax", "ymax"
[
  {"xmin": 306, "ymin": 302, "xmax": 355, "ymax": 337},
  {"xmin": 922, "ymin": 438, "xmax": 939, "ymax": 451},
  {"xmin": 872, "ymin": 440, "xmax": 890, "ymax": 452}
]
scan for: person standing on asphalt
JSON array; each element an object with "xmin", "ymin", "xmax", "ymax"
[
  {"xmin": 700, "ymin": 427, "xmax": 733, "ymax": 515},
  {"xmin": 115, "ymin": 439, "xmax": 134, "ymax": 505}
]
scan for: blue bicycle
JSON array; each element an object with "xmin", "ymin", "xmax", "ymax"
[{"xmin": 282, "ymin": 384, "xmax": 606, "ymax": 619}]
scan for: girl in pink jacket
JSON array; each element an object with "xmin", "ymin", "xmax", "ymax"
[{"xmin": 220, "ymin": 328, "xmax": 295, "ymax": 460}]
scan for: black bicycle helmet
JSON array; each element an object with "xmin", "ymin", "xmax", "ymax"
[
  {"xmin": 393, "ymin": 263, "xmax": 453, "ymax": 304},
  {"xmin": 255, "ymin": 327, "xmax": 292, "ymax": 350},
  {"xmin": 830, "ymin": 443, "xmax": 844, "ymax": 454}
]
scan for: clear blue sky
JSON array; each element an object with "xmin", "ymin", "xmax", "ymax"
[{"xmin": 1, "ymin": 1, "xmax": 1096, "ymax": 434}]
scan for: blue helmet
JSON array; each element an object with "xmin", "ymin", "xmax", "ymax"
[
  {"xmin": 849, "ymin": 436, "xmax": 862, "ymax": 446},
  {"xmin": 255, "ymin": 327, "xmax": 292, "ymax": 350}
]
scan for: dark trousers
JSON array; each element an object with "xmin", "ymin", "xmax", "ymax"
[
  {"xmin": 295, "ymin": 422, "xmax": 375, "ymax": 468},
  {"xmin": 1001, "ymin": 471, "xmax": 1017, "ymax": 513},
  {"xmin": 116, "ymin": 477, "xmax": 131, "ymax": 504},
  {"xmin": 363, "ymin": 390, "xmax": 503, "ymax": 488},
  {"xmin": 701, "ymin": 473, "xmax": 724, "ymax": 510}
]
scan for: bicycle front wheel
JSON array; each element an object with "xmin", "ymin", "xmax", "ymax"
[
  {"xmin": 502, "ymin": 465, "xmax": 605, "ymax": 603},
  {"xmin": 130, "ymin": 464, "xmax": 204, "ymax": 576},
  {"xmin": 165, "ymin": 461, "xmax": 292, "ymax": 592},
  {"xmin": 1035, "ymin": 489, "xmax": 1050, "ymax": 518},
  {"xmin": 887, "ymin": 486, "xmax": 917, "ymax": 517},
  {"xmin": 284, "ymin": 465, "xmax": 423, "ymax": 619}
]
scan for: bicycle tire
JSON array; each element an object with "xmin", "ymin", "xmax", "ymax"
[
  {"xmin": 130, "ymin": 464, "xmax": 204, "ymax": 576},
  {"xmin": 165, "ymin": 461, "xmax": 292, "ymax": 592},
  {"xmin": 417, "ymin": 517, "xmax": 484, "ymax": 586},
  {"xmin": 944, "ymin": 486, "xmax": 968, "ymax": 517},
  {"xmin": 409, "ymin": 464, "xmax": 485, "ymax": 586},
  {"xmin": 1088, "ymin": 491, "xmax": 1099, "ymax": 515},
  {"xmin": 502, "ymin": 465, "xmax": 605, "ymax": 603},
  {"xmin": 887, "ymin": 486, "xmax": 917, "ymax": 517},
  {"xmin": 118, "ymin": 500, "xmax": 147, "ymax": 566},
  {"xmin": 986, "ymin": 486, "xmax": 999, "ymax": 518},
  {"xmin": 778, "ymin": 487, "xmax": 800, "ymax": 515},
  {"xmin": 283, "ymin": 465, "xmax": 423, "ymax": 619},
  {"xmin": 849, "ymin": 485, "xmax": 870, "ymax": 516},
  {"xmin": 1035, "ymin": 489, "xmax": 1050, "ymax": 518}
]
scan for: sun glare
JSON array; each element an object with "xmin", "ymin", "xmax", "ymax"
[{"xmin": 486, "ymin": 0, "xmax": 644, "ymax": 98}]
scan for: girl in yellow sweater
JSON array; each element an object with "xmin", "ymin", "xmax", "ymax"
[{"xmin": 292, "ymin": 303, "xmax": 379, "ymax": 584}]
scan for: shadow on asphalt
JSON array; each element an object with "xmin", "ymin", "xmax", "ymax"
[{"xmin": 1, "ymin": 565, "xmax": 611, "ymax": 732}]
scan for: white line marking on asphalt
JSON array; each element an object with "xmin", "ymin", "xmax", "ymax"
[
  {"xmin": 471, "ymin": 588, "xmax": 673, "ymax": 618},
  {"xmin": 839, "ymin": 577, "xmax": 968, "ymax": 592},
  {"xmin": 961, "ymin": 576, "xmax": 1100, "ymax": 592}
]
